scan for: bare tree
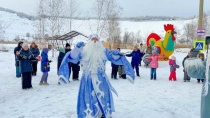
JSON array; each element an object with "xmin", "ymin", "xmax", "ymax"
[
  {"xmin": 14, "ymin": 35, "xmax": 20, "ymax": 42},
  {"xmin": 129, "ymin": 32, "xmax": 135, "ymax": 46},
  {"xmin": 34, "ymin": 0, "xmax": 49, "ymax": 42},
  {"xmin": 0, "ymin": 21, "xmax": 4, "ymax": 39},
  {"xmin": 105, "ymin": 13, "xmax": 121, "ymax": 49},
  {"xmin": 45, "ymin": 0, "xmax": 64, "ymax": 57},
  {"xmin": 0, "ymin": 20, "xmax": 10, "ymax": 40},
  {"xmin": 182, "ymin": 20, "xmax": 197, "ymax": 46},
  {"xmin": 67, "ymin": 0, "xmax": 78, "ymax": 32},
  {"xmin": 26, "ymin": 32, "xmax": 30, "ymax": 40},
  {"xmin": 178, "ymin": 38, "xmax": 186, "ymax": 44},
  {"xmin": 134, "ymin": 30, "xmax": 142, "ymax": 45},
  {"xmin": 91, "ymin": 0, "xmax": 122, "ymax": 49},
  {"xmin": 203, "ymin": 12, "xmax": 210, "ymax": 36},
  {"xmin": 123, "ymin": 31, "xmax": 130, "ymax": 48},
  {"xmin": 91, "ymin": 0, "xmax": 109, "ymax": 35}
]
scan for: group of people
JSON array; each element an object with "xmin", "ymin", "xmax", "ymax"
[
  {"xmin": 57, "ymin": 43, "xmax": 80, "ymax": 84},
  {"xmin": 14, "ymin": 42, "xmax": 42, "ymax": 89},
  {"xmin": 182, "ymin": 49, "xmax": 205, "ymax": 83},
  {"xmin": 13, "ymin": 35, "xmax": 208, "ymax": 118},
  {"xmin": 123, "ymin": 43, "xmax": 206, "ymax": 83},
  {"xmin": 14, "ymin": 41, "xmax": 81, "ymax": 89}
]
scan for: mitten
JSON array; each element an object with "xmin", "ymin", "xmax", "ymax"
[
  {"xmin": 28, "ymin": 55, "xmax": 32, "ymax": 59},
  {"xmin": 22, "ymin": 55, "xmax": 27, "ymax": 59},
  {"xmin": 76, "ymin": 42, "xmax": 84, "ymax": 48}
]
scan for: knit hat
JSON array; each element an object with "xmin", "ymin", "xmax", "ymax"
[
  {"xmin": 18, "ymin": 41, "xmax": 23, "ymax": 47},
  {"xmin": 59, "ymin": 47, "xmax": 65, "ymax": 53},
  {"xmin": 65, "ymin": 43, "xmax": 70, "ymax": 48},
  {"xmin": 190, "ymin": 48, "xmax": 200, "ymax": 57},
  {"xmin": 152, "ymin": 50, "xmax": 156, "ymax": 54},
  {"xmin": 170, "ymin": 56, "xmax": 176, "ymax": 60},
  {"xmin": 42, "ymin": 48, "xmax": 49, "ymax": 54},
  {"xmin": 89, "ymin": 34, "xmax": 100, "ymax": 41},
  {"xmin": 134, "ymin": 45, "xmax": 138, "ymax": 49},
  {"xmin": 22, "ymin": 42, "xmax": 28, "ymax": 48}
]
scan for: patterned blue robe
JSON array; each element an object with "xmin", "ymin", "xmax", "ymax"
[
  {"xmin": 184, "ymin": 58, "xmax": 210, "ymax": 118},
  {"xmin": 58, "ymin": 46, "xmax": 135, "ymax": 118}
]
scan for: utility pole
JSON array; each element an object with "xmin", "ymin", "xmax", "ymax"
[{"xmin": 197, "ymin": 0, "xmax": 204, "ymax": 40}]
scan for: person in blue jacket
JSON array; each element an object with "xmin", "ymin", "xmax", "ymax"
[
  {"xmin": 111, "ymin": 48, "xmax": 121, "ymax": 79},
  {"xmin": 14, "ymin": 41, "xmax": 23, "ymax": 78},
  {"xmin": 126, "ymin": 46, "xmax": 142, "ymax": 77},
  {"xmin": 17, "ymin": 42, "xmax": 40, "ymax": 89},
  {"xmin": 30, "ymin": 42, "xmax": 40, "ymax": 76},
  {"xmin": 40, "ymin": 48, "xmax": 51, "ymax": 85}
]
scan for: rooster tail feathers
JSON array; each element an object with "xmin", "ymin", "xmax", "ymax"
[{"xmin": 146, "ymin": 33, "xmax": 161, "ymax": 46}]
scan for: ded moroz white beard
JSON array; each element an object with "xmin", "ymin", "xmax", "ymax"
[{"xmin": 81, "ymin": 40, "xmax": 107, "ymax": 74}]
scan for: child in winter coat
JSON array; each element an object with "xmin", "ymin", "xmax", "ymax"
[
  {"xmin": 40, "ymin": 48, "xmax": 51, "ymax": 85},
  {"xmin": 147, "ymin": 50, "xmax": 164, "ymax": 80},
  {"xmin": 197, "ymin": 53, "xmax": 205, "ymax": 83},
  {"xmin": 168, "ymin": 56, "xmax": 179, "ymax": 81}
]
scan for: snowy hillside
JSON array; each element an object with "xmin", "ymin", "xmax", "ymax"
[
  {"xmin": 0, "ymin": 45, "xmax": 202, "ymax": 118},
  {"xmin": 0, "ymin": 10, "xmax": 192, "ymax": 41},
  {"xmin": 0, "ymin": 11, "xmax": 35, "ymax": 41}
]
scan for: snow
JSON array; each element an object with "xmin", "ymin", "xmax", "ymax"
[
  {"xmin": 0, "ymin": 45, "xmax": 202, "ymax": 118},
  {"xmin": 0, "ymin": 10, "xmax": 191, "ymax": 42}
]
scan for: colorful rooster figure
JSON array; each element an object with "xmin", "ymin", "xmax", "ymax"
[{"xmin": 146, "ymin": 24, "xmax": 176, "ymax": 60}]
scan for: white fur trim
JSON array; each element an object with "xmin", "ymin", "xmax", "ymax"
[
  {"xmin": 81, "ymin": 41, "xmax": 106, "ymax": 74},
  {"xmin": 126, "ymin": 76, "xmax": 134, "ymax": 84},
  {"xmin": 58, "ymin": 75, "xmax": 69, "ymax": 84},
  {"xmin": 203, "ymin": 45, "xmax": 210, "ymax": 96},
  {"xmin": 70, "ymin": 46, "xmax": 83, "ymax": 59}
]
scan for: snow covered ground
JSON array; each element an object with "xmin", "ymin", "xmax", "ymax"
[{"xmin": 0, "ymin": 45, "xmax": 202, "ymax": 118}]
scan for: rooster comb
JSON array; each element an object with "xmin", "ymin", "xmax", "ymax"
[{"xmin": 164, "ymin": 24, "xmax": 175, "ymax": 31}]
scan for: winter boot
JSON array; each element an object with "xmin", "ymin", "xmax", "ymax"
[
  {"xmin": 111, "ymin": 74, "xmax": 113, "ymax": 79},
  {"xmin": 44, "ymin": 82, "xmax": 49, "ymax": 85},
  {"xmin": 114, "ymin": 75, "xmax": 117, "ymax": 79},
  {"xmin": 39, "ymin": 82, "xmax": 44, "ymax": 85}
]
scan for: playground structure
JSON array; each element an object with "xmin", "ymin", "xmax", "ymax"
[{"xmin": 46, "ymin": 31, "xmax": 88, "ymax": 50}]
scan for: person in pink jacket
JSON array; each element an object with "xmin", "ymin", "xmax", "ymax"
[{"xmin": 147, "ymin": 50, "xmax": 164, "ymax": 80}]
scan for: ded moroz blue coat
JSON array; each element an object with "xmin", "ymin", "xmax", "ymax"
[{"xmin": 58, "ymin": 34, "xmax": 135, "ymax": 118}]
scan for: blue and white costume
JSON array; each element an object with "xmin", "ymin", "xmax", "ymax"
[
  {"xmin": 58, "ymin": 34, "xmax": 135, "ymax": 118},
  {"xmin": 184, "ymin": 50, "xmax": 210, "ymax": 118}
]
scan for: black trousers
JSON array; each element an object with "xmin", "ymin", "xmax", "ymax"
[
  {"xmin": 71, "ymin": 63, "xmax": 80, "ymax": 79},
  {"xmin": 57, "ymin": 62, "xmax": 61, "ymax": 74},
  {"xmin": 32, "ymin": 62, "xmax": 38, "ymax": 74},
  {"xmin": 22, "ymin": 72, "xmax": 32, "ymax": 89},
  {"xmin": 111, "ymin": 63, "xmax": 119, "ymax": 79}
]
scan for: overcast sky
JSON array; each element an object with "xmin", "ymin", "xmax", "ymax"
[{"xmin": 0, "ymin": 0, "xmax": 210, "ymax": 17}]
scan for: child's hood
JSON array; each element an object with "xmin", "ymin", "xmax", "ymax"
[{"xmin": 42, "ymin": 48, "xmax": 49, "ymax": 54}]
